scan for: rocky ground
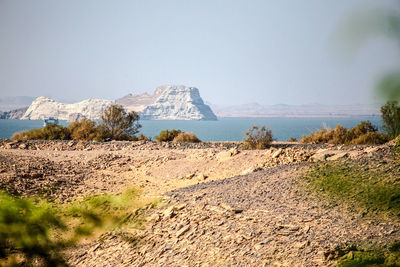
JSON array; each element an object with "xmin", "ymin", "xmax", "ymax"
[{"xmin": 0, "ymin": 139, "xmax": 399, "ymax": 266}]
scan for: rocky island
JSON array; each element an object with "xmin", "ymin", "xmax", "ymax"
[
  {"xmin": 14, "ymin": 85, "xmax": 217, "ymax": 121},
  {"xmin": 117, "ymin": 85, "xmax": 217, "ymax": 120}
]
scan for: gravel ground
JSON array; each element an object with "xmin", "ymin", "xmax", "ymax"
[
  {"xmin": 1, "ymin": 140, "xmax": 399, "ymax": 266},
  {"xmin": 67, "ymin": 164, "xmax": 400, "ymax": 266}
]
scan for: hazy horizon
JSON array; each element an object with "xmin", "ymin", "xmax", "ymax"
[{"xmin": 1, "ymin": 0, "xmax": 399, "ymax": 106}]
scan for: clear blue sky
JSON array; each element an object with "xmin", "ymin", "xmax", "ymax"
[{"xmin": 0, "ymin": 0, "xmax": 399, "ymax": 105}]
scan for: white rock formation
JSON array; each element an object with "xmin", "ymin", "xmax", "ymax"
[
  {"xmin": 138, "ymin": 85, "xmax": 217, "ymax": 120},
  {"xmin": 21, "ymin": 85, "xmax": 217, "ymax": 121},
  {"xmin": 115, "ymin": 88, "xmax": 164, "ymax": 113},
  {"xmin": 21, "ymin": 97, "xmax": 113, "ymax": 121}
]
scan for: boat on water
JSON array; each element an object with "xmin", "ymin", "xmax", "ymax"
[{"xmin": 43, "ymin": 118, "xmax": 59, "ymax": 126}]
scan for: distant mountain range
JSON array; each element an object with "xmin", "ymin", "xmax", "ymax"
[
  {"xmin": 210, "ymin": 103, "xmax": 381, "ymax": 118},
  {"xmin": 0, "ymin": 96, "xmax": 35, "ymax": 111}
]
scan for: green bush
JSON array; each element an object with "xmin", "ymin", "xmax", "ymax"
[
  {"xmin": 300, "ymin": 121, "xmax": 388, "ymax": 144},
  {"xmin": 155, "ymin": 129, "xmax": 182, "ymax": 142},
  {"xmin": 172, "ymin": 132, "xmax": 201, "ymax": 143},
  {"xmin": 67, "ymin": 119, "xmax": 105, "ymax": 141},
  {"xmin": 242, "ymin": 125, "xmax": 273, "ymax": 150},
  {"xmin": 11, "ymin": 124, "xmax": 70, "ymax": 141},
  {"xmin": 100, "ymin": 104, "xmax": 141, "ymax": 140}
]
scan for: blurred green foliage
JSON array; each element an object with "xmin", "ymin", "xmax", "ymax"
[
  {"xmin": 378, "ymin": 73, "xmax": 400, "ymax": 102},
  {"xmin": 0, "ymin": 192, "xmax": 67, "ymax": 266},
  {"xmin": 0, "ymin": 189, "xmax": 156, "ymax": 266},
  {"xmin": 337, "ymin": 6, "xmax": 400, "ymax": 103},
  {"xmin": 381, "ymin": 101, "xmax": 400, "ymax": 138}
]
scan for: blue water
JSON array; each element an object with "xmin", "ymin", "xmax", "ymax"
[{"xmin": 0, "ymin": 117, "xmax": 383, "ymax": 141}]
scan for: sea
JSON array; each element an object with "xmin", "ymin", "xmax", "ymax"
[{"xmin": 0, "ymin": 116, "xmax": 383, "ymax": 141}]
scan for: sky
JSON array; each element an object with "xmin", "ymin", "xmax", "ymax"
[{"xmin": 0, "ymin": 0, "xmax": 399, "ymax": 106}]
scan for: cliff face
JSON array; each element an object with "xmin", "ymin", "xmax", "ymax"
[
  {"xmin": 21, "ymin": 97, "xmax": 113, "ymax": 121},
  {"xmin": 134, "ymin": 85, "xmax": 217, "ymax": 120}
]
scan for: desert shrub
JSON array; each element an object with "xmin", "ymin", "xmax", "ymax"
[
  {"xmin": 381, "ymin": 100, "xmax": 400, "ymax": 138},
  {"xmin": 137, "ymin": 133, "xmax": 151, "ymax": 141},
  {"xmin": 172, "ymin": 132, "xmax": 201, "ymax": 143},
  {"xmin": 287, "ymin": 137, "xmax": 297, "ymax": 142},
  {"xmin": 11, "ymin": 124, "xmax": 70, "ymax": 141},
  {"xmin": 242, "ymin": 125, "xmax": 273, "ymax": 150},
  {"xmin": 300, "ymin": 121, "xmax": 387, "ymax": 145},
  {"xmin": 11, "ymin": 130, "xmax": 30, "ymax": 141},
  {"xmin": 300, "ymin": 128, "xmax": 331, "ymax": 144},
  {"xmin": 40, "ymin": 124, "xmax": 70, "ymax": 140},
  {"xmin": 329, "ymin": 125, "xmax": 351, "ymax": 144},
  {"xmin": 67, "ymin": 119, "xmax": 105, "ymax": 141},
  {"xmin": 155, "ymin": 129, "xmax": 182, "ymax": 142},
  {"xmin": 100, "ymin": 104, "xmax": 141, "ymax": 140},
  {"xmin": 350, "ymin": 132, "xmax": 388, "ymax": 145}
]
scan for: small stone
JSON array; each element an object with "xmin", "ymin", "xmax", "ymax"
[
  {"xmin": 241, "ymin": 164, "xmax": 263, "ymax": 175},
  {"xmin": 327, "ymin": 152, "xmax": 349, "ymax": 161},
  {"xmin": 229, "ymin": 148, "xmax": 239, "ymax": 156},
  {"xmin": 148, "ymin": 213, "xmax": 160, "ymax": 222},
  {"xmin": 197, "ymin": 173, "xmax": 208, "ymax": 180},
  {"xmin": 18, "ymin": 143, "xmax": 27, "ymax": 149},
  {"xmin": 176, "ymin": 225, "xmax": 191, "ymax": 238},
  {"xmin": 186, "ymin": 173, "xmax": 195, "ymax": 179},
  {"xmin": 163, "ymin": 206, "xmax": 177, "ymax": 219},
  {"xmin": 254, "ymin": 243, "xmax": 263, "ymax": 250},
  {"xmin": 216, "ymin": 151, "xmax": 232, "ymax": 161},
  {"xmin": 272, "ymin": 148, "xmax": 283, "ymax": 158},
  {"xmin": 311, "ymin": 149, "xmax": 335, "ymax": 161}
]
